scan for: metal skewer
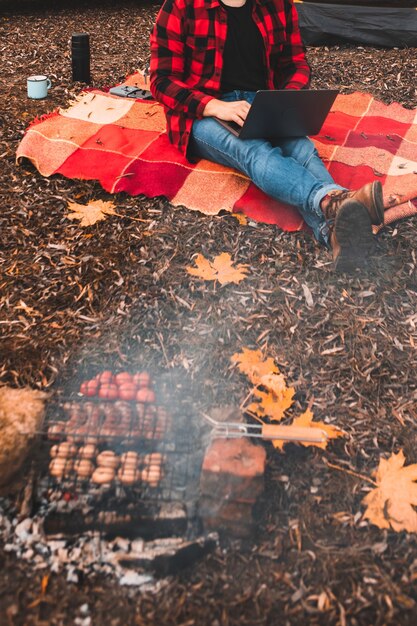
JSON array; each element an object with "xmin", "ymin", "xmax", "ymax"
[{"xmin": 201, "ymin": 413, "xmax": 328, "ymax": 444}]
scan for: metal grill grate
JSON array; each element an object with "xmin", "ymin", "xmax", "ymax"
[{"xmin": 38, "ymin": 391, "xmax": 205, "ymax": 537}]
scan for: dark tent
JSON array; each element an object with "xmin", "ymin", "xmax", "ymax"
[{"xmin": 295, "ymin": 0, "xmax": 417, "ymax": 48}]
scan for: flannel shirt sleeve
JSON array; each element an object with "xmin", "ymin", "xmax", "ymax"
[
  {"xmin": 150, "ymin": 0, "xmax": 213, "ymax": 118},
  {"xmin": 275, "ymin": 0, "xmax": 311, "ymax": 90}
]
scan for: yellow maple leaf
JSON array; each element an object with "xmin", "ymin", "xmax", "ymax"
[
  {"xmin": 258, "ymin": 372, "xmax": 288, "ymax": 396},
  {"xmin": 271, "ymin": 409, "xmax": 345, "ymax": 451},
  {"xmin": 210, "ymin": 253, "xmax": 249, "ymax": 285},
  {"xmin": 186, "ymin": 253, "xmax": 217, "ymax": 281},
  {"xmin": 186, "ymin": 253, "xmax": 249, "ymax": 285},
  {"xmin": 363, "ymin": 450, "xmax": 417, "ymax": 532},
  {"xmin": 231, "ymin": 351, "xmax": 295, "ymax": 422},
  {"xmin": 231, "ymin": 348, "xmax": 279, "ymax": 384},
  {"xmin": 66, "ymin": 199, "xmax": 116, "ymax": 227},
  {"xmin": 249, "ymin": 385, "xmax": 295, "ymax": 422},
  {"xmin": 231, "ymin": 347, "xmax": 344, "ymax": 453}
]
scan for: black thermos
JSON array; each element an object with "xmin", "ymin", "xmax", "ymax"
[{"xmin": 71, "ymin": 33, "xmax": 90, "ymax": 83}]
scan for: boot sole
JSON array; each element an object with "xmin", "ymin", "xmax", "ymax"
[
  {"xmin": 371, "ymin": 180, "xmax": 384, "ymax": 225},
  {"xmin": 334, "ymin": 200, "xmax": 374, "ymax": 273}
]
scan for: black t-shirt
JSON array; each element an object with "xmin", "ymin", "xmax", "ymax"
[{"xmin": 220, "ymin": 0, "xmax": 268, "ymax": 93}]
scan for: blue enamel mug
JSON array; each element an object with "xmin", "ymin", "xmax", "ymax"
[{"xmin": 27, "ymin": 75, "xmax": 52, "ymax": 99}]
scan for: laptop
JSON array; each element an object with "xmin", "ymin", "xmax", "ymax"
[{"xmin": 215, "ymin": 89, "xmax": 339, "ymax": 140}]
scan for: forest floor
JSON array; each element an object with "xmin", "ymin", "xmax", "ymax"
[{"xmin": 0, "ymin": 1, "xmax": 417, "ymax": 624}]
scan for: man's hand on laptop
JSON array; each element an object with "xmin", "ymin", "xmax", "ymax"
[{"xmin": 203, "ymin": 99, "xmax": 251, "ymax": 126}]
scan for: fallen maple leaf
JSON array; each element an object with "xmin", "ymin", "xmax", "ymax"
[
  {"xmin": 186, "ymin": 252, "xmax": 249, "ymax": 285},
  {"xmin": 211, "ymin": 253, "xmax": 249, "ymax": 285},
  {"xmin": 258, "ymin": 372, "xmax": 289, "ymax": 396},
  {"xmin": 271, "ymin": 408, "xmax": 345, "ymax": 450},
  {"xmin": 231, "ymin": 348, "xmax": 344, "ymax": 453},
  {"xmin": 363, "ymin": 450, "xmax": 417, "ymax": 532},
  {"xmin": 232, "ymin": 350, "xmax": 295, "ymax": 421},
  {"xmin": 66, "ymin": 199, "xmax": 116, "ymax": 227},
  {"xmin": 231, "ymin": 348, "xmax": 279, "ymax": 384},
  {"xmin": 248, "ymin": 384, "xmax": 295, "ymax": 422},
  {"xmin": 186, "ymin": 253, "xmax": 217, "ymax": 281}
]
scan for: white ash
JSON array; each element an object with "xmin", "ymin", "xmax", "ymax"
[
  {"xmin": 74, "ymin": 618, "xmax": 91, "ymax": 626},
  {"xmin": 131, "ymin": 538, "xmax": 145, "ymax": 553},
  {"xmin": 0, "ymin": 498, "xmax": 167, "ymax": 589},
  {"xmin": 67, "ymin": 566, "xmax": 80, "ymax": 584},
  {"xmin": 14, "ymin": 517, "xmax": 33, "ymax": 541},
  {"xmin": 119, "ymin": 571, "xmax": 153, "ymax": 587},
  {"xmin": 79, "ymin": 603, "xmax": 90, "ymax": 616},
  {"xmin": 114, "ymin": 537, "xmax": 130, "ymax": 552}
]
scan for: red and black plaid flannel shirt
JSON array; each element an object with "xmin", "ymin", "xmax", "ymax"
[{"xmin": 150, "ymin": 0, "xmax": 311, "ymax": 155}]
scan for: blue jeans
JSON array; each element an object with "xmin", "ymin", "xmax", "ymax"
[{"xmin": 190, "ymin": 90, "xmax": 344, "ymax": 246}]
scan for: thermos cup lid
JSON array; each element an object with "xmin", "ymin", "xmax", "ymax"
[{"xmin": 71, "ymin": 33, "xmax": 90, "ymax": 46}]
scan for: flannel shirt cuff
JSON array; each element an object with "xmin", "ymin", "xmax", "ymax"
[{"xmin": 194, "ymin": 94, "xmax": 215, "ymax": 119}]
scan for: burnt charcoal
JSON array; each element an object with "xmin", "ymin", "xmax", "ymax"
[
  {"xmin": 118, "ymin": 535, "xmax": 218, "ymax": 577},
  {"xmin": 43, "ymin": 507, "xmax": 188, "ymax": 540}
]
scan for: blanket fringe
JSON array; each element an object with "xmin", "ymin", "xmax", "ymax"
[{"xmin": 25, "ymin": 109, "xmax": 61, "ymax": 132}]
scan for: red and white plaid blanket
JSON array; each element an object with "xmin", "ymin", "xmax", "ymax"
[{"xmin": 16, "ymin": 73, "xmax": 417, "ymax": 233}]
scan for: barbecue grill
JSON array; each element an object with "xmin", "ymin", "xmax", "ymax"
[
  {"xmin": 39, "ymin": 375, "xmax": 206, "ymax": 539},
  {"xmin": 36, "ymin": 370, "xmax": 326, "ymax": 541}
]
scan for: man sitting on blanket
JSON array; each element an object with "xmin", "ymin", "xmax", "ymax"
[{"xmin": 150, "ymin": 0, "xmax": 384, "ymax": 272}]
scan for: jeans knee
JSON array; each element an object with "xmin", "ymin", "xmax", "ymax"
[
  {"xmin": 282, "ymin": 137, "xmax": 317, "ymax": 168},
  {"xmin": 246, "ymin": 144, "xmax": 283, "ymax": 185},
  {"xmin": 301, "ymin": 141, "xmax": 319, "ymax": 169}
]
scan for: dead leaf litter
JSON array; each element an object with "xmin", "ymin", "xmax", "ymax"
[{"xmin": 0, "ymin": 0, "xmax": 417, "ymax": 624}]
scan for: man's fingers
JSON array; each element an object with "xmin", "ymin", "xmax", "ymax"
[
  {"xmin": 233, "ymin": 106, "xmax": 249, "ymax": 126},
  {"xmin": 211, "ymin": 100, "xmax": 250, "ymax": 126},
  {"xmin": 233, "ymin": 114, "xmax": 245, "ymax": 127},
  {"xmin": 238, "ymin": 101, "xmax": 251, "ymax": 119},
  {"xmin": 233, "ymin": 110, "xmax": 250, "ymax": 126}
]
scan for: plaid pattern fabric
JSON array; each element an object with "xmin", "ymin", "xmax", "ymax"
[
  {"xmin": 16, "ymin": 76, "xmax": 417, "ymax": 234},
  {"xmin": 150, "ymin": 0, "xmax": 310, "ymax": 154}
]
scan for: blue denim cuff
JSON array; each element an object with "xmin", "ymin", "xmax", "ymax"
[
  {"xmin": 313, "ymin": 184, "xmax": 347, "ymax": 248},
  {"xmin": 313, "ymin": 184, "xmax": 346, "ymax": 214}
]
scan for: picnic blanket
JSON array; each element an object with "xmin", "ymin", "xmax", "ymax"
[{"xmin": 16, "ymin": 72, "xmax": 417, "ymax": 233}]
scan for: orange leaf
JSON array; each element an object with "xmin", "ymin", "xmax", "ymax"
[
  {"xmin": 272, "ymin": 409, "xmax": 344, "ymax": 451},
  {"xmin": 41, "ymin": 574, "xmax": 49, "ymax": 595},
  {"xmin": 232, "ymin": 349, "xmax": 293, "ymax": 420},
  {"xmin": 363, "ymin": 450, "xmax": 417, "ymax": 532},
  {"xmin": 186, "ymin": 253, "xmax": 248, "ymax": 285},
  {"xmin": 250, "ymin": 385, "xmax": 295, "ymax": 422},
  {"xmin": 186, "ymin": 253, "xmax": 217, "ymax": 281},
  {"xmin": 66, "ymin": 199, "xmax": 116, "ymax": 227},
  {"xmin": 210, "ymin": 253, "xmax": 249, "ymax": 285},
  {"xmin": 232, "ymin": 213, "xmax": 248, "ymax": 225},
  {"xmin": 231, "ymin": 348, "xmax": 279, "ymax": 384},
  {"xmin": 258, "ymin": 372, "xmax": 288, "ymax": 396},
  {"xmin": 27, "ymin": 574, "xmax": 50, "ymax": 609}
]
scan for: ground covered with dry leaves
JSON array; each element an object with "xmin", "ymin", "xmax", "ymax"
[{"xmin": 1, "ymin": 1, "xmax": 417, "ymax": 624}]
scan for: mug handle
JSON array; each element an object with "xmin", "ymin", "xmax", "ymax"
[{"xmin": 46, "ymin": 79, "xmax": 52, "ymax": 90}]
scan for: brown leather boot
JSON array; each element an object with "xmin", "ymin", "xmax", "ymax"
[
  {"xmin": 323, "ymin": 181, "xmax": 384, "ymax": 226},
  {"xmin": 323, "ymin": 198, "xmax": 374, "ymax": 272}
]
